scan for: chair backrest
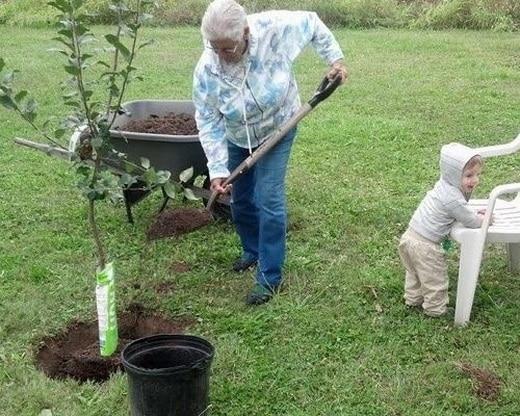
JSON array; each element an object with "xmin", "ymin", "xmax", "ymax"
[{"xmin": 475, "ymin": 133, "xmax": 520, "ymax": 158}]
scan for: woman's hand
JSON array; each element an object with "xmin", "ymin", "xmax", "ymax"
[
  {"xmin": 210, "ymin": 177, "xmax": 232, "ymax": 194},
  {"xmin": 327, "ymin": 59, "xmax": 348, "ymax": 84}
]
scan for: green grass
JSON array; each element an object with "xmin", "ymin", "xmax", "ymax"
[{"xmin": 1, "ymin": 26, "xmax": 520, "ymax": 415}]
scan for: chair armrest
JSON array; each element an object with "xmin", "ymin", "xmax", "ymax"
[
  {"xmin": 482, "ymin": 183, "xmax": 520, "ymax": 230},
  {"xmin": 475, "ymin": 132, "xmax": 520, "ymax": 158}
]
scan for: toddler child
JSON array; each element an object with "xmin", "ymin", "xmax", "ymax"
[{"xmin": 399, "ymin": 143, "xmax": 485, "ymax": 317}]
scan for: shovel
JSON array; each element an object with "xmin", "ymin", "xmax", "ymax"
[{"xmin": 206, "ymin": 74, "xmax": 342, "ymax": 215}]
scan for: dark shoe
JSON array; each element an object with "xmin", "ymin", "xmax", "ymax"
[
  {"xmin": 245, "ymin": 284, "xmax": 275, "ymax": 305},
  {"xmin": 232, "ymin": 256, "xmax": 257, "ymax": 272}
]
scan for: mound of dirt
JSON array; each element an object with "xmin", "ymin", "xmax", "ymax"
[
  {"xmin": 147, "ymin": 208, "xmax": 212, "ymax": 240},
  {"xmin": 35, "ymin": 304, "xmax": 195, "ymax": 383}
]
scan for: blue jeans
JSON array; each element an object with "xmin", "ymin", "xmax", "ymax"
[{"xmin": 227, "ymin": 128, "xmax": 296, "ymax": 289}]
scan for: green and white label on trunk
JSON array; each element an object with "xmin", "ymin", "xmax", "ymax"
[{"xmin": 96, "ymin": 262, "xmax": 118, "ymax": 357}]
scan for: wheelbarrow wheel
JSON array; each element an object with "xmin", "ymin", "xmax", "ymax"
[{"xmin": 202, "ymin": 175, "xmax": 232, "ymax": 221}]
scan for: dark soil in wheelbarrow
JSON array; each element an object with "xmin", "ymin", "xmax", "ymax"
[
  {"xmin": 147, "ymin": 208, "xmax": 212, "ymax": 240},
  {"xmin": 35, "ymin": 303, "xmax": 196, "ymax": 383},
  {"xmin": 121, "ymin": 113, "xmax": 198, "ymax": 135}
]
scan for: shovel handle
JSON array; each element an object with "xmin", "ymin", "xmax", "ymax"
[
  {"xmin": 206, "ymin": 188, "xmax": 220, "ymax": 214},
  {"xmin": 308, "ymin": 75, "xmax": 342, "ymax": 108},
  {"xmin": 206, "ymin": 75, "xmax": 342, "ymax": 215}
]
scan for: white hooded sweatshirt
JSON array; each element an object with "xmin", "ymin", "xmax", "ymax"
[{"xmin": 409, "ymin": 143, "xmax": 483, "ymax": 243}]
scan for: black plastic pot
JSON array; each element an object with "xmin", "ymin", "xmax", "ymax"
[{"xmin": 121, "ymin": 334, "xmax": 215, "ymax": 416}]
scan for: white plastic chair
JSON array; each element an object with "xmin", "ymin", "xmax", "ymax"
[{"xmin": 450, "ymin": 132, "xmax": 520, "ymax": 326}]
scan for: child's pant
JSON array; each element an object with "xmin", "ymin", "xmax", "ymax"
[{"xmin": 398, "ymin": 228, "xmax": 448, "ymax": 316}]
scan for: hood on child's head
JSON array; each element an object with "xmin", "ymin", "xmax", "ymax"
[{"xmin": 439, "ymin": 142, "xmax": 481, "ymax": 189}]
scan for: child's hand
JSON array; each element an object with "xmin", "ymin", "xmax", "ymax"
[{"xmin": 477, "ymin": 209, "xmax": 494, "ymax": 225}]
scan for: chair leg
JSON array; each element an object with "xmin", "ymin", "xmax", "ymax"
[
  {"xmin": 454, "ymin": 237, "xmax": 485, "ymax": 326},
  {"xmin": 507, "ymin": 243, "xmax": 520, "ymax": 273}
]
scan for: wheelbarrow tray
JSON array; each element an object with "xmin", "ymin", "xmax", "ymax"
[{"xmin": 109, "ymin": 100, "xmax": 208, "ymax": 180}]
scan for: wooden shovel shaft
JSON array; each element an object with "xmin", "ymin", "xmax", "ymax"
[{"xmin": 206, "ymin": 103, "xmax": 312, "ymax": 213}]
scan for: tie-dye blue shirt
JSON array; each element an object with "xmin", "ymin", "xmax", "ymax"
[{"xmin": 193, "ymin": 10, "xmax": 344, "ymax": 179}]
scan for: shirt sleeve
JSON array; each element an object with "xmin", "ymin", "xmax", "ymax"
[
  {"xmin": 275, "ymin": 11, "xmax": 344, "ymax": 64},
  {"xmin": 447, "ymin": 200, "xmax": 483, "ymax": 228},
  {"xmin": 192, "ymin": 63, "xmax": 230, "ymax": 180}
]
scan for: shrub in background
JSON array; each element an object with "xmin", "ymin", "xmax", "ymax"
[
  {"xmin": 415, "ymin": 0, "xmax": 519, "ymax": 30},
  {"xmin": 0, "ymin": 0, "xmax": 518, "ymax": 31}
]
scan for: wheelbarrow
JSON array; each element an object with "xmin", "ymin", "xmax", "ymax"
[{"xmin": 100, "ymin": 100, "xmax": 230, "ymax": 223}]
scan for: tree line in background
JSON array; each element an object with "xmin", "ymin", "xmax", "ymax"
[{"xmin": 1, "ymin": 0, "xmax": 519, "ymax": 31}]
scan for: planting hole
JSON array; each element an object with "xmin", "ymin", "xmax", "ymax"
[{"xmin": 35, "ymin": 304, "xmax": 196, "ymax": 383}]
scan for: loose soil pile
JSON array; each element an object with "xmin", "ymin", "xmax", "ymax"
[
  {"xmin": 456, "ymin": 361, "xmax": 502, "ymax": 401},
  {"xmin": 147, "ymin": 208, "xmax": 212, "ymax": 240},
  {"xmin": 121, "ymin": 113, "xmax": 198, "ymax": 136},
  {"xmin": 35, "ymin": 304, "xmax": 195, "ymax": 383}
]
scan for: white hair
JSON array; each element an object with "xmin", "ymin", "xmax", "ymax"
[{"xmin": 201, "ymin": 0, "xmax": 247, "ymax": 42}]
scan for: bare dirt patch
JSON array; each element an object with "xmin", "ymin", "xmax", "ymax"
[
  {"xmin": 35, "ymin": 303, "xmax": 196, "ymax": 383},
  {"xmin": 154, "ymin": 281, "xmax": 176, "ymax": 295},
  {"xmin": 121, "ymin": 113, "xmax": 198, "ymax": 136},
  {"xmin": 146, "ymin": 208, "xmax": 212, "ymax": 240},
  {"xmin": 170, "ymin": 261, "xmax": 191, "ymax": 273},
  {"xmin": 456, "ymin": 361, "xmax": 502, "ymax": 401}
]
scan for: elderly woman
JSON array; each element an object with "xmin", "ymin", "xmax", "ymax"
[{"xmin": 193, "ymin": 0, "xmax": 347, "ymax": 305}]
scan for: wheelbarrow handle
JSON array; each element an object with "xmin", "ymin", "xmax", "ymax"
[{"xmin": 308, "ymin": 75, "xmax": 342, "ymax": 108}]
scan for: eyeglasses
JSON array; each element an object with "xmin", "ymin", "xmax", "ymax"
[{"xmin": 206, "ymin": 42, "xmax": 239, "ymax": 54}]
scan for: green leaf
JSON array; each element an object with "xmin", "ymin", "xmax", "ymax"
[
  {"xmin": 54, "ymin": 128, "xmax": 66, "ymax": 139},
  {"xmin": 76, "ymin": 23, "xmax": 90, "ymax": 37},
  {"xmin": 23, "ymin": 110, "xmax": 37, "ymax": 123},
  {"xmin": 138, "ymin": 39, "xmax": 155, "ymax": 50},
  {"xmin": 0, "ymin": 58, "xmax": 5, "ymax": 72},
  {"xmin": 156, "ymin": 170, "xmax": 171, "ymax": 184},
  {"xmin": 118, "ymin": 173, "xmax": 136, "ymax": 187},
  {"xmin": 179, "ymin": 166, "xmax": 194, "ymax": 183},
  {"xmin": 96, "ymin": 60, "xmax": 111, "ymax": 68},
  {"xmin": 143, "ymin": 168, "xmax": 158, "ymax": 185},
  {"xmin": 14, "ymin": 90, "xmax": 28, "ymax": 103},
  {"xmin": 20, "ymin": 97, "xmax": 37, "ymax": 122},
  {"xmin": 183, "ymin": 187, "xmax": 200, "ymax": 201},
  {"xmin": 104, "ymin": 34, "xmax": 130, "ymax": 61},
  {"xmin": 193, "ymin": 174, "xmax": 207, "ymax": 188},
  {"xmin": 52, "ymin": 37, "xmax": 74, "ymax": 50},
  {"xmin": 91, "ymin": 137, "xmax": 103, "ymax": 149},
  {"xmin": 57, "ymin": 29, "xmax": 74, "ymax": 39},
  {"xmin": 47, "ymin": 48, "xmax": 69, "ymax": 56},
  {"xmin": 76, "ymin": 165, "xmax": 91, "ymax": 177},
  {"xmin": 139, "ymin": 13, "xmax": 154, "ymax": 24},
  {"xmin": 48, "ymin": 0, "xmax": 72, "ymax": 13},
  {"xmin": 62, "ymin": 91, "xmax": 78, "ymax": 99},
  {"xmin": 140, "ymin": 157, "xmax": 150, "ymax": 169},
  {"xmin": 163, "ymin": 182, "xmax": 177, "ymax": 200},
  {"xmin": 64, "ymin": 65, "xmax": 80, "ymax": 76},
  {"xmin": 24, "ymin": 98, "xmax": 37, "ymax": 113},
  {"xmin": 71, "ymin": 0, "xmax": 84, "ymax": 11},
  {"xmin": 2, "ymin": 70, "xmax": 17, "ymax": 85},
  {"xmin": 0, "ymin": 94, "xmax": 16, "ymax": 110}
]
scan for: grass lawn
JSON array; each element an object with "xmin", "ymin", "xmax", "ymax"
[{"xmin": 0, "ymin": 25, "xmax": 519, "ymax": 415}]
